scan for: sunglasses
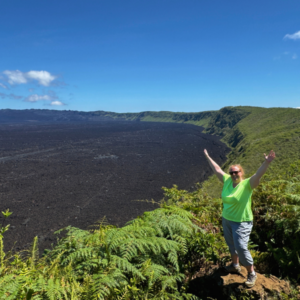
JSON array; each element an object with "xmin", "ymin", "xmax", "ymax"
[{"xmin": 229, "ymin": 171, "xmax": 240, "ymax": 175}]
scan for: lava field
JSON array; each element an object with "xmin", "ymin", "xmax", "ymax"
[{"xmin": 0, "ymin": 121, "xmax": 230, "ymax": 251}]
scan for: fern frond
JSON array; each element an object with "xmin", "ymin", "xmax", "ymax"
[
  {"xmin": 92, "ymin": 269, "xmax": 127, "ymax": 300},
  {"xmin": 30, "ymin": 236, "xmax": 39, "ymax": 270},
  {"xmin": 0, "ymin": 237, "xmax": 4, "ymax": 270},
  {"xmin": 111, "ymin": 255, "xmax": 145, "ymax": 279}
]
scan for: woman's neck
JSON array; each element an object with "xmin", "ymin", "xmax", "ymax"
[{"xmin": 232, "ymin": 179, "xmax": 242, "ymax": 188}]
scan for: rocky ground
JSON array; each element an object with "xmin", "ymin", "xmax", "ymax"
[
  {"xmin": 188, "ymin": 264, "xmax": 292, "ymax": 300},
  {"xmin": 0, "ymin": 120, "xmax": 230, "ymax": 252}
]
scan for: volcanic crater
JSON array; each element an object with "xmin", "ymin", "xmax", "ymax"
[{"xmin": 0, "ymin": 120, "xmax": 230, "ymax": 251}]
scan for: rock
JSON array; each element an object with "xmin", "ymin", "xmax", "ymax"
[
  {"xmin": 188, "ymin": 265, "xmax": 290, "ymax": 300},
  {"xmin": 22, "ymin": 218, "xmax": 30, "ymax": 225}
]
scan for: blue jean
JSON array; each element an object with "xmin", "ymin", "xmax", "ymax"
[{"xmin": 222, "ymin": 217, "xmax": 254, "ymax": 266}]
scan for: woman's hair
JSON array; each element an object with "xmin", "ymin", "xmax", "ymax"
[{"xmin": 228, "ymin": 164, "xmax": 245, "ymax": 179}]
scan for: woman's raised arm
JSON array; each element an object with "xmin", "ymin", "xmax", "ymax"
[
  {"xmin": 204, "ymin": 149, "xmax": 225, "ymax": 183},
  {"xmin": 249, "ymin": 150, "xmax": 276, "ymax": 189}
]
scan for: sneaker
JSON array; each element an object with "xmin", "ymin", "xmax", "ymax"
[
  {"xmin": 224, "ymin": 263, "xmax": 241, "ymax": 274},
  {"xmin": 245, "ymin": 272, "xmax": 257, "ymax": 288}
]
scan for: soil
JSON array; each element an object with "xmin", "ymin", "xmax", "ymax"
[
  {"xmin": 0, "ymin": 120, "xmax": 230, "ymax": 252},
  {"xmin": 188, "ymin": 264, "xmax": 291, "ymax": 300}
]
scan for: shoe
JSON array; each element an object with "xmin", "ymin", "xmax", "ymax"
[
  {"xmin": 245, "ymin": 272, "xmax": 257, "ymax": 288},
  {"xmin": 224, "ymin": 263, "xmax": 241, "ymax": 274}
]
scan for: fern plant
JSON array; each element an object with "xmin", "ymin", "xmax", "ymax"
[
  {"xmin": 0, "ymin": 206, "xmax": 201, "ymax": 299},
  {"xmin": 251, "ymin": 164, "xmax": 300, "ymax": 280}
]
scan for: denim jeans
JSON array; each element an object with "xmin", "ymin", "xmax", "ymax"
[{"xmin": 222, "ymin": 217, "xmax": 254, "ymax": 266}]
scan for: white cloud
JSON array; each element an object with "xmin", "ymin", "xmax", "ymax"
[
  {"xmin": 284, "ymin": 30, "xmax": 300, "ymax": 40},
  {"xmin": 24, "ymin": 91, "xmax": 65, "ymax": 106},
  {"xmin": 25, "ymin": 94, "xmax": 52, "ymax": 102},
  {"xmin": 2, "ymin": 70, "xmax": 57, "ymax": 86},
  {"xmin": 27, "ymin": 70, "xmax": 56, "ymax": 86},
  {"xmin": 292, "ymin": 53, "xmax": 298, "ymax": 59},
  {"xmin": 1, "ymin": 70, "xmax": 68, "ymax": 105},
  {"xmin": 3, "ymin": 70, "xmax": 28, "ymax": 85},
  {"xmin": 50, "ymin": 100, "xmax": 65, "ymax": 106},
  {"xmin": 0, "ymin": 83, "xmax": 8, "ymax": 89}
]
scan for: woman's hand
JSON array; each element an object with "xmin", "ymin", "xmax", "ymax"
[
  {"xmin": 250, "ymin": 150, "xmax": 276, "ymax": 189},
  {"xmin": 203, "ymin": 149, "xmax": 225, "ymax": 183},
  {"xmin": 264, "ymin": 150, "xmax": 276, "ymax": 163},
  {"xmin": 204, "ymin": 149, "xmax": 209, "ymax": 157}
]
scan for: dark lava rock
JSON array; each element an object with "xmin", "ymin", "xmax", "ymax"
[{"xmin": 0, "ymin": 121, "xmax": 229, "ymax": 252}]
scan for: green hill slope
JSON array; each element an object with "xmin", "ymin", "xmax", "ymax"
[
  {"xmin": 222, "ymin": 106, "xmax": 300, "ymax": 171},
  {"xmin": 93, "ymin": 109, "xmax": 215, "ymax": 127},
  {"xmin": 203, "ymin": 106, "xmax": 300, "ymax": 196}
]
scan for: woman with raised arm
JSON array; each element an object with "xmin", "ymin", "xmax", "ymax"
[{"xmin": 203, "ymin": 149, "xmax": 275, "ymax": 288}]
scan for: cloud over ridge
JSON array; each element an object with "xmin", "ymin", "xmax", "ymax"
[
  {"xmin": 24, "ymin": 92, "xmax": 65, "ymax": 106},
  {"xmin": 1, "ymin": 69, "xmax": 68, "ymax": 107},
  {"xmin": 51, "ymin": 100, "xmax": 64, "ymax": 106},
  {"xmin": 25, "ymin": 94, "xmax": 52, "ymax": 102},
  {"xmin": 3, "ymin": 70, "xmax": 57, "ymax": 86}
]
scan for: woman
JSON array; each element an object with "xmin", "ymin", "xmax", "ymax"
[{"xmin": 203, "ymin": 149, "xmax": 275, "ymax": 288}]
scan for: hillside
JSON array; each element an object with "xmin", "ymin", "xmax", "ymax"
[
  {"xmin": 96, "ymin": 106, "xmax": 300, "ymax": 169},
  {"xmin": 95, "ymin": 106, "xmax": 300, "ymax": 196},
  {"xmin": 93, "ymin": 110, "xmax": 215, "ymax": 127},
  {"xmin": 2, "ymin": 106, "xmax": 299, "ymax": 194},
  {"xmin": 1, "ymin": 106, "xmax": 299, "ymax": 195},
  {"xmin": 198, "ymin": 106, "xmax": 300, "ymax": 196}
]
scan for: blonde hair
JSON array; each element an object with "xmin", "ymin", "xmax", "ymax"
[{"xmin": 228, "ymin": 164, "xmax": 245, "ymax": 179}]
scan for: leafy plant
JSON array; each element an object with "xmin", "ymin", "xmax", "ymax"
[
  {"xmin": 0, "ymin": 209, "xmax": 12, "ymax": 238},
  {"xmin": 250, "ymin": 161, "xmax": 300, "ymax": 280},
  {"xmin": 0, "ymin": 206, "xmax": 201, "ymax": 299}
]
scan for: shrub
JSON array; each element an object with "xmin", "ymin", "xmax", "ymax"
[{"xmin": 0, "ymin": 206, "xmax": 201, "ymax": 299}]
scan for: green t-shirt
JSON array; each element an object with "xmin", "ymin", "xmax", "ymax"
[{"xmin": 221, "ymin": 174, "xmax": 253, "ymax": 222}]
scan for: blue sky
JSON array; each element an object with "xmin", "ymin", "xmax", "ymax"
[{"xmin": 0, "ymin": 0, "xmax": 299, "ymax": 112}]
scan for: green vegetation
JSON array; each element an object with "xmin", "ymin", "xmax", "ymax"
[
  {"xmin": 1, "ymin": 106, "xmax": 300, "ymax": 299},
  {"xmin": 0, "ymin": 207, "xmax": 204, "ymax": 299}
]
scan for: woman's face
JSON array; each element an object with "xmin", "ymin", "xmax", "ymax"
[{"xmin": 229, "ymin": 166, "xmax": 242, "ymax": 183}]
